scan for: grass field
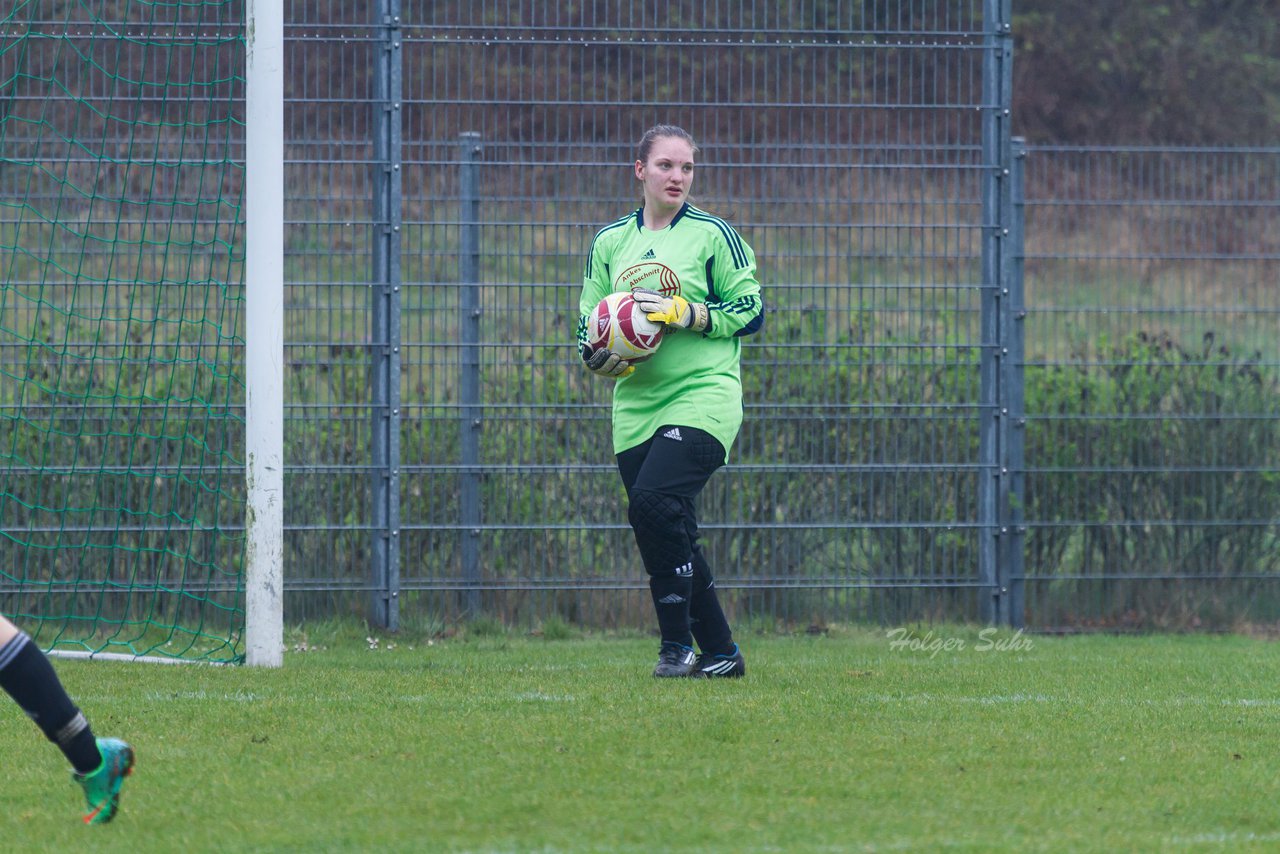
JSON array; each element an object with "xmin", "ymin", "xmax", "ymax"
[{"xmin": 4, "ymin": 624, "xmax": 1280, "ymax": 852}]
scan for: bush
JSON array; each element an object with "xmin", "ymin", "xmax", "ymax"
[{"xmin": 1025, "ymin": 330, "xmax": 1280, "ymax": 628}]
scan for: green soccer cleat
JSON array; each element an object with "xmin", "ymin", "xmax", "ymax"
[{"xmin": 73, "ymin": 738, "xmax": 135, "ymax": 825}]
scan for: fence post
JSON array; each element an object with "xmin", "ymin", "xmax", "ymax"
[
  {"xmin": 979, "ymin": 0, "xmax": 1014, "ymax": 623},
  {"xmin": 369, "ymin": 0, "xmax": 403, "ymax": 630},
  {"xmin": 999, "ymin": 139, "xmax": 1028, "ymax": 627},
  {"xmin": 459, "ymin": 133, "xmax": 483, "ymax": 616}
]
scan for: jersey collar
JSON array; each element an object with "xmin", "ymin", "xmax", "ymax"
[{"xmin": 635, "ymin": 202, "xmax": 691, "ymax": 231}]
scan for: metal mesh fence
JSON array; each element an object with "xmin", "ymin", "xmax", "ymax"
[
  {"xmin": 373, "ymin": 1, "xmax": 1005, "ymax": 629},
  {"xmin": 6, "ymin": 1, "xmax": 1277, "ymax": 634},
  {"xmin": 1021, "ymin": 146, "xmax": 1280, "ymax": 630},
  {"xmin": 222, "ymin": 1, "xmax": 1280, "ymax": 635},
  {"xmin": 278, "ymin": 7, "xmax": 379, "ymax": 597}
]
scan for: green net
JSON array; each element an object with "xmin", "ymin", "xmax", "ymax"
[{"xmin": 0, "ymin": 2, "xmax": 245, "ymax": 662}]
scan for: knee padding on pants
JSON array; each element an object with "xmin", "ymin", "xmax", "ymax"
[{"xmin": 628, "ymin": 488, "xmax": 692, "ymax": 577}]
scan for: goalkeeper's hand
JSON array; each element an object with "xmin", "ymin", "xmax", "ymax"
[
  {"xmin": 632, "ymin": 288, "xmax": 709, "ymax": 332},
  {"xmin": 583, "ymin": 347, "xmax": 634, "ymax": 378}
]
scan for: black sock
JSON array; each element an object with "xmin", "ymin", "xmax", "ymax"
[
  {"xmin": 649, "ymin": 574, "xmax": 693, "ymax": 648},
  {"xmin": 0, "ymin": 633, "xmax": 102, "ymax": 774},
  {"xmin": 689, "ymin": 550, "xmax": 734, "ymax": 656},
  {"xmin": 690, "ymin": 583, "xmax": 734, "ymax": 656}
]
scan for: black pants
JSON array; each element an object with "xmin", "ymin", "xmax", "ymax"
[{"xmin": 616, "ymin": 425, "xmax": 734, "ymax": 655}]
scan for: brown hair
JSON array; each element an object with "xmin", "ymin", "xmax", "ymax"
[{"xmin": 636, "ymin": 125, "xmax": 698, "ymax": 163}]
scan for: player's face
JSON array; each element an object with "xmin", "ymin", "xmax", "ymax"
[{"xmin": 635, "ymin": 136, "xmax": 695, "ymax": 217}]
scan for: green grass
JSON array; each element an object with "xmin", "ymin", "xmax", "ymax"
[{"xmin": 4, "ymin": 626, "xmax": 1280, "ymax": 852}]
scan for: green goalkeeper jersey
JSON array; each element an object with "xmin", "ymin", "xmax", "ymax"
[{"xmin": 578, "ymin": 203, "xmax": 764, "ymax": 458}]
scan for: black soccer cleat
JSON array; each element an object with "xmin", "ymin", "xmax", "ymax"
[
  {"xmin": 691, "ymin": 644, "xmax": 745, "ymax": 679},
  {"xmin": 653, "ymin": 642, "xmax": 697, "ymax": 678}
]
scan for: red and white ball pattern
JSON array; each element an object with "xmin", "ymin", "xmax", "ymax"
[{"xmin": 587, "ymin": 291, "xmax": 664, "ymax": 363}]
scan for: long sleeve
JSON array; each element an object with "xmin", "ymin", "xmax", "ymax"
[{"xmin": 703, "ymin": 226, "xmax": 764, "ymax": 339}]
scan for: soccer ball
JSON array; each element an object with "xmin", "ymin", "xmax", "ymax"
[{"xmin": 586, "ymin": 291, "xmax": 664, "ymax": 363}]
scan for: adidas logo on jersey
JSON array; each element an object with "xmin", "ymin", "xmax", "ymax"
[
  {"xmin": 641, "ymin": 248, "xmax": 656, "ymax": 259},
  {"xmin": 657, "ymin": 593, "xmax": 686, "ymax": 604},
  {"xmin": 663, "ymin": 427, "xmax": 682, "ymax": 441}
]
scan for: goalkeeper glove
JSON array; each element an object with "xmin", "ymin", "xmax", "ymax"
[
  {"xmin": 583, "ymin": 347, "xmax": 634, "ymax": 378},
  {"xmin": 632, "ymin": 288, "xmax": 709, "ymax": 333}
]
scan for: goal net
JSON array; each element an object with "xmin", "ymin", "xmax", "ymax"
[{"xmin": 0, "ymin": 1, "xmax": 247, "ymax": 662}]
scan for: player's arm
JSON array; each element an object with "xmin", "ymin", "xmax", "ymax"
[
  {"xmin": 578, "ymin": 232, "xmax": 611, "ymax": 353},
  {"xmin": 578, "ymin": 228, "xmax": 633, "ymax": 377},
  {"xmin": 702, "ymin": 234, "xmax": 763, "ymax": 339},
  {"xmin": 695, "ymin": 224, "xmax": 764, "ymax": 339},
  {"xmin": 634, "ymin": 224, "xmax": 763, "ymax": 339}
]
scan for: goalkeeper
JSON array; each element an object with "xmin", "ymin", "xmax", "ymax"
[
  {"xmin": 0, "ymin": 614, "xmax": 134, "ymax": 823},
  {"xmin": 577, "ymin": 125, "xmax": 764, "ymax": 678}
]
